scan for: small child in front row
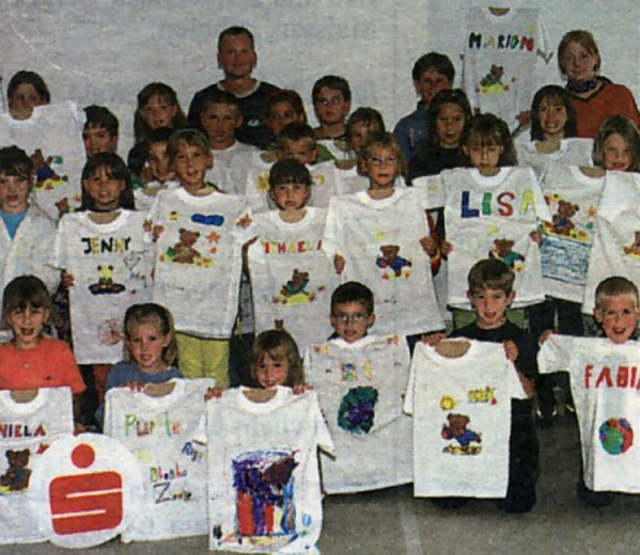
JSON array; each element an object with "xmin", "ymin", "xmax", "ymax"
[
  {"xmin": 305, "ymin": 281, "xmax": 413, "ymax": 494},
  {"xmin": 0, "ymin": 276, "xmax": 85, "ymax": 427},
  {"xmin": 424, "ymin": 259, "xmax": 538, "ymax": 513},
  {"xmin": 95, "ymin": 303, "xmax": 183, "ymax": 426},
  {"xmin": 148, "ymin": 129, "xmax": 253, "ymax": 386},
  {"xmin": 538, "ymin": 276, "xmax": 639, "ymax": 508}
]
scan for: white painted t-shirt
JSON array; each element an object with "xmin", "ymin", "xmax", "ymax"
[
  {"xmin": 538, "ymin": 164, "xmax": 606, "ymax": 303},
  {"xmin": 0, "ymin": 102, "xmax": 85, "ymax": 220},
  {"xmin": 147, "ymin": 188, "xmax": 253, "ymax": 337},
  {"xmin": 323, "ymin": 188, "xmax": 443, "ymax": 335},
  {"xmin": 206, "ymin": 142, "xmax": 261, "ymax": 195},
  {"xmin": 538, "ymin": 336, "xmax": 640, "ymax": 492},
  {"xmin": 416, "ymin": 167, "xmax": 550, "ymax": 308},
  {"xmin": 582, "ymin": 172, "xmax": 640, "ymax": 313},
  {"xmin": 515, "ymin": 137, "xmax": 594, "ymax": 177},
  {"xmin": 248, "ymin": 207, "xmax": 338, "ymax": 352},
  {"xmin": 0, "ymin": 388, "xmax": 74, "ymax": 544},
  {"xmin": 461, "ymin": 7, "xmax": 550, "ymax": 128},
  {"xmin": 52, "ymin": 210, "xmax": 152, "ymax": 364},
  {"xmin": 103, "ymin": 378, "xmax": 214, "ymax": 541},
  {"xmin": 206, "ymin": 387, "xmax": 333, "ymax": 553},
  {"xmin": 405, "ymin": 341, "xmax": 526, "ymax": 498},
  {"xmin": 305, "ymin": 335, "xmax": 412, "ymax": 493}
]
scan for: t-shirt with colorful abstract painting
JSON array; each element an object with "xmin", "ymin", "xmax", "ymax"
[
  {"xmin": 582, "ymin": 172, "xmax": 640, "ymax": 313},
  {"xmin": 0, "ymin": 388, "xmax": 74, "ymax": 544},
  {"xmin": 417, "ymin": 167, "xmax": 550, "ymax": 309},
  {"xmin": 146, "ymin": 187, "xmax": 253, "ymax": 337},
  {"xmin": 206, "ymin": 387, "xmax": 333, "ymax": 553},
  {"xmin": 248, "ymin": 207, "xmax": 339, "ymax": 353},
  {"xmin": 52, "ymin": 210, "xmax": 153, "ymax": 364},
  {"xmin": 461, "ymin": 7, "xmax": 550, "ymax": 128},
  {"xmin": 104, "ymin": 378, "xmax": 214, "ymax": 541},
  {"xmin": 305, "ymin": 335, "xmax": 412, "ymax": 494},
  {"xmin": 538, "ymin": 336, "xmax": 640, "ymax": 492},
  {"xmin": 538, "ymin": 163, "xmax": 606, "ymax": 303},
  {"xmin": 405, "ymin": 341, "xmax": 526, "ymax": 498}
]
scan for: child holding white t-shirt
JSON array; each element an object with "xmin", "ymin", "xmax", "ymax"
[
  {"xmin": 147, "ymin": 129, "xmax": 253, "ymax": 386},
  {"xmin": 539, "ymin": 277, "xmax": 639, "ymax": 507}
]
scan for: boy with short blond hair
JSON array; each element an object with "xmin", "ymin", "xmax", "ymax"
[
  {"xmin": 539, "ymin": 276, "xmax": 639, "ymax": 507},
  {"xmin": 305, "ymin": 281, "xmax": 412, "ymax": 494}
]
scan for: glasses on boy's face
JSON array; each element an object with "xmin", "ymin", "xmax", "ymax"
[
  {"xmin": 368, "ymin": 156, "xmax": 398, "ymax": 166},
  {"xmin": 315, "ymin": 97, "xmax": 344, "ymax": 106},
  {"xmin": 333, "ymin": 313, "xmax": 368, "ymax": 324}
]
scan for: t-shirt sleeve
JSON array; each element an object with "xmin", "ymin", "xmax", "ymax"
[{"xmin": 537, "ymin": 334, "xmax": 572, "ymax": 375}]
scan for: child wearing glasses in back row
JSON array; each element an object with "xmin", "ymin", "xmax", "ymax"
[
  {"xmin": 324, "ymin": 132, "xmax": 443, "ymax": 347},
  {"xmin": 305, "ymin": 281, "xmax": 413, "ymax": 494}
]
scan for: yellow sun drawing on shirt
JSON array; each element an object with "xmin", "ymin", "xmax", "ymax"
[{"xmin": 440, "ymin": 395, "xmax": 457, "ymax": 411}]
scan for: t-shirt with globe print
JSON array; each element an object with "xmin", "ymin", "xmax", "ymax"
[{"xmin": 538, "ymin": 335, "xmax": 640, "ymax": 492}]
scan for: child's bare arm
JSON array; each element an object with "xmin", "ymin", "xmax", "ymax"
[
  {"xmin": 292, "ymin": 384, "xmax": 314, "ymax": 395},
  {"xmin": 517, "ymin": 370, "xmax": 535, "ymax": 399},
  {"xmin": 421, "ymin": 332, "xmax": 445, "ymax": 347},
  {"xmin": 503, "ymin": 340, "xmax": 518, "ymax": 362},
  {"xmin": 538, "ymin": 329, "xmax": 554, "ymax": 345},
  {"xmin": 334, "ymin": 254, "xmax": 345, "ymax": 275},
  {"xmin": 205, "ymin": 386, "xmax": 226, "ymax": 400},
  {"xmin": 61, "ymin": 270, "xmax": 75, "ymax": 289}
]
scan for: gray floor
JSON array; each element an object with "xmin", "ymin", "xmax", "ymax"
[{"xmin": 1, "ymin": 414, "xmax": 637, "ymax": 555}]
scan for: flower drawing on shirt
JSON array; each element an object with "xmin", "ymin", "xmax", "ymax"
[
  {"xmin": 441, "ymin": 413, "xmax": 482, "ymax": 455},
  {"xmin": 375, "ymin": 245, "xmax": 412, "ymax": 280},
  {"xmin": 599, "ymin": 418, "xmax": 633, "ymax": 455},
  {"xmin": 232, "ymin": 450, "xmax": 298, "ymax": 540},
  {"xmin": 338, "ymin": 386, "xmax": 379, "ymax": 434}
]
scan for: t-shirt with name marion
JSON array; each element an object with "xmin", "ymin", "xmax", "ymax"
[
  {"xmin": 248, "ymin": 207, "xmax": 338, "ymax": 352},
  {"xmin": 323, "ymin": 187, "xmax": 443, "ymax": 336},
  {"xmin": 52, "ymin": 210, "xmax": 152, "ymax": 364},
  {"xmin": 415, "ymin": 167, "xmax": 550, "ymax": 309},
  {"xmin": 537, "ymin": 163, "xmax": 606, "ymax": 303},
  {"xmin": 206, "ymin": 387, "xmax": 333, "ymax": 553},
  {"xmin": 147, "ymin": 188, "xmax": 253, "ymax": 337},
  {"xmin": 104, "ymin": 378, "xmax": 214, "ymax": 541},
  {"xmin": 405, "ymin": 341, "xmax": 526, "ymax": 498},
  {"xmin": 305, "ymin": 335, "xmax": 412, "ymax": 494},
  {"xmin": 0, "ymin": 388, "xmax": 74, "ymax": 544},
  {"xmin": 582, "ymin": 171, "xmax": 640, "ymax": 313},
  {"xmin": 538, "ymin": 335, "xmax": 640, "ymax": 492}
]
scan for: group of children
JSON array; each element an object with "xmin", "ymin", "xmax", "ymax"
[{"xmin": 0, "ymin": 22, "xmax": 639, "ymax": 546}]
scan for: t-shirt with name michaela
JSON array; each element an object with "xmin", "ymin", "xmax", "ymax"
[
  {"xmin": 404, "ymin": 341, "xmax": 526, "ymax": 498},
  {"xmin": 248, "ymin": 207, "xmax": 338, "ymax": 353},
  {"xmin": 104, "ymin": 378, "xmax": 214, "ymax": 541},
  {"xmin": 538, "ymin": 335, "xmax": 640, "ymax": 492},
  {"xmin": 305, "ymin": 335, "xmax": 412, "ymax": 494}
]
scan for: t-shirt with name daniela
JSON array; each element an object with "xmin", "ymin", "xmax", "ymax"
[
  {"xmin": 104, "ymin": 378, "xmax": 214, "ymax": 541},
  {"xmin": 305, "ymin": 335, "xmax": 412, "ymax": 494},
  {"xmin": 405, "ymin": 341, "xmax": 526, "ymax": 498},
  {"xmin": 0, "ymin": 388, "xmax": 74, "ymax": 544},
  {"xmin": 538, "ymin": 335, "xmax": 640, "ymax": 492},
  {"xmin": 206, "ymin": 387, "xmax": 333, "ymax": 553}
]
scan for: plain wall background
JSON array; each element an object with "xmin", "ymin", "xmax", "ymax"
[{"xmin": 1, "ymin": 0, "xmax": 638, "ymax": 153}]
